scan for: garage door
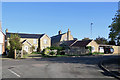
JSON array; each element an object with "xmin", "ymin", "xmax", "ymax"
[{"xmin": 0, "ymin": 44, "xmax": 2, "ymax": 55}]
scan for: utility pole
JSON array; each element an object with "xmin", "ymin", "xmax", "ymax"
[
  {"xmin": 90, "ymin": 22, "xmax": 93, "ymax": 53},
  {"xmin": 90, "ymin": 22, "xmax": 93, "ymax": 39}
]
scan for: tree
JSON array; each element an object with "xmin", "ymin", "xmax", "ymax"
[
  {"xmin": 95, "ymin": 36, "xmax": 108, "ymax": 44},
  {"xmin": 8, "ymin": 34, "xmax": 22, "ymax": 58},
  {"xmin": 82, "ymin": 38, "xmax": 91, "ymax": 41},
  {"xmin": 109, "ymin": 10, "xmax": 120, "ymax": 45},
  {"xmin": 108, "ymin": 41, "xmax": 116, "ymax": 45}
]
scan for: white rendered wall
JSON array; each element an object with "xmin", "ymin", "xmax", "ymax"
[{"xmin": 0, "ymin": 31, "xmax": 3, "ymax": 44}]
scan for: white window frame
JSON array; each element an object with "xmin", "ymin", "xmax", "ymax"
[
  {"xmin": 24, "ymin": 46, "xmax": 28, "ymax": 52},
  {"xmin": 33, "ymin": 39, "xmax": 37, "ymax": 44},
  {"xmin": 43, "ymin": 39, "xmax": 47, "ymax": 44}
]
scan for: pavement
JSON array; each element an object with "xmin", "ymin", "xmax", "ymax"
[
  {"xmin": 1, "ymin": 55, "xmax": 120, "ymax": 79},
  {"xmin": 99, "ymin": 56, "xmax": 120, "ymax": 79}
]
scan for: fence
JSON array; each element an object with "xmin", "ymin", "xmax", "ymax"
[{"xmin": 14, "ymin": 49, "xmax": 23, "ymax": 59}]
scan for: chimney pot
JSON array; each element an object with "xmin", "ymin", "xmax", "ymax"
[
  {"xmin": 58, "ymin": 30, "xmax": 62, "ymax": 35},
  {"xmin": 6, "ymin": 29, "xmax": 8, "ymax": 33}
]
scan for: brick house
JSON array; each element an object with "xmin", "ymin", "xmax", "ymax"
[
  {"xmin": 5, "ymin": 29, "xmax": 51, "ymax": 54},
  {"xmin": 51, "ymin": 29, "xmax": 77, "ymax": 47}
]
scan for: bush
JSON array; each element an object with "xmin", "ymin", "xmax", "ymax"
[
  {"xmin": 60, "ymin": 51, "xmax": 65, "ymax": 55},
  {"xmin": 32, "ymin": 52, "xmax": 40, "ymax": 54},
  {"xmin": 87, "ymin": 46, "xmax": 92, "ymax": 53},
  {"xmin": 49, "ymin": 51, "xmax": 55, "ymax": 55},
  {"xmin": 23, "ymin": 50, "xmax": 27, "ymax": 55},
  {"xmin": 47, "ymin": 46, "xmax": 63, "ymax": 50},
  {"xmin": 31, "ymin": 45, "xmax": 35, "ymax": 52},
  {"xmin": 47, "ymin": 46, "xmax": 64, "ymax": 55},
  {"xmin": 41, "ymin": 48, "xmax": 51, "ymax": 56},
  {"xmin": 92, "ymin": 52, "xmax": 104, "ymax": 55}
]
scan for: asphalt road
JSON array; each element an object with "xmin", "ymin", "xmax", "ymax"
[{"xmin": 2, "ymin": 55, "xmax": 119, "ymax": 79}]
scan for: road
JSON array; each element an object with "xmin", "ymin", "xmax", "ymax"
[{"xmin": 2, "ymin": 55, "xmax": 119, "ymax": 79}]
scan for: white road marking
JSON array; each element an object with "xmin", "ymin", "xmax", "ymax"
[
  {"xmin": 8, "ymin": 69, "xmax": 21, "ymax": 77},
  {"xmin": 98, "ymin": 70, "xmax": 104, "ymax": 72}
]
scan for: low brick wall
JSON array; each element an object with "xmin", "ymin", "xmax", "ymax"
[
  {"xmin": 113, "ymin": 46, "xmax": 120, "ymax": 54},
  {"xmin": 65, "ymin": 47, "xmax": 89, "ymax": 55}
]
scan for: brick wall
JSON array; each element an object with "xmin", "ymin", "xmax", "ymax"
[{"xmin": 65, "ymin": 47, "xmax": 89, "ymax": 55}]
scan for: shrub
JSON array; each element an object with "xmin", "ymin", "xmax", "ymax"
[
  {"xmin": 60, "ymin": 51, "xmax": 65, "ymax": 55},
  {"xmin": 41, "ymin": 48, "xmax": 51, "ymax": 56},
  {"xmin": 49, "ymin": 51, "xmax": 55, "ymax": 55},
  {"xmin": 31, "ymin": 45, "xmax": 35, "ymax": 52},
  {"xmin": 87, "ymin": 46, "xmax": 92, "ymax": 53},
  {"xmin": 92, "ymin": 52, "xmax": 104, "ymax": 55},
  {"xmin": 23, "ymin": 50, "xmax": 27, "ymax": 55}
]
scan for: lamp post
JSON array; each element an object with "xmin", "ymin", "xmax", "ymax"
[
  {"xmin": 90, "ymin": 22, "xmax": 93, "ymax": 53},
  {"xmin": 91, "ymin": 22, "xmax": 93, "ymax": 39}
]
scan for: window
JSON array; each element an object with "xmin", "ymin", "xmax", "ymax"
[
  {"xmin": 34, "ymin": 46, "xmax": 37, "ymax": 51},
  {"xmin": 64, "ymin": 37, "xmax": 67, "ymax": 41},
  {"xmin": 24, "ymin": 46, "xmax": 28, "ymax": 52},
  {"xmin": 33, "ymin": 39, "xmax": 37, "ymax": 44},
  {"xmin": 43, "ymin": 39, "xmax": 47, "ymax": 44},
  {"xmin": 92, "ymin": 46, "xmax": 95, "ymax": 52}
]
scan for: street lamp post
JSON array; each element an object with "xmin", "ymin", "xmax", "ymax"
[{"xmin": 91, "ymin": 22, "xmax": 93, "ymax": 39}]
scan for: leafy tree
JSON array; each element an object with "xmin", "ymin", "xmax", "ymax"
[
  {"xmin": 95, "ymin": 36, "xmax": 108, "ymax": 44},
  {"xmin": 109, "ymin": 10, "xmax": 120, "ymax": 45},
  {"xmin": 8, "ymin": 34, "xmax": 22, "ymax": 58},
  {"xmin": 82, "ymin": 38, "xmax": 91, "ymax": 41},
  {"xmin": 108, "ymin": 41, "xmax": 116, "ymax": 45}
]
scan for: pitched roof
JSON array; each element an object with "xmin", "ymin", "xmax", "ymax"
[
  {"xmin": 51, "ymin": 33, "xmax": 66, "ymax": 43},
  {"xmin": 22, "ymin": 40, "xmax": 32, "ymax": 46},
  {"xmin": 63, "ymin": 40, "xmax": 77, "ymax": 46},
  {"xmin": 71, "ymin": 40, "xmax": 92, "ymax": 47},
  {"xmin": 6, "ymin": 32, "xmax": 44, "ymax": 39}
]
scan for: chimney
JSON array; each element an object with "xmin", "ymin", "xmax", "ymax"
[
  {"xmin": 6, "ymin": 29, "xmax": 8, "ymax": 33},
  {"xmin": 58, "ymin": 30, "xmax": 62, "ymax": 35},
  {"xmin": 67, "ymin": 28, "xmax": 71, "ymax": 40}
]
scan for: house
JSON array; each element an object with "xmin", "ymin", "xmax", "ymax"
[
  {"xmin": 112, "ymin": 46, "xmax": 120, "ymax": 54},
  {"xmin": 0, "ymin": 21, "xmax": 5, "ymax": 55},
  {"xmin": 51, "ymin": 29, "xmax": 75, "ymax": 47},
  {"xmin": 64, "ymin": 39, "xmax": 120, "ymax": 55},
  {"xmin": 5, "ymin": 29, "xmax": 51, "ymax": 54},
  {"xmin": 64, "ymin": 40, "xmax": 99, "ymax": 55}
]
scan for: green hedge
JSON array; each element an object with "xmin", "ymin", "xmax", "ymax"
[{"xmin": 92, "ymin": 52, "xmax": 104, "ymax": 55}]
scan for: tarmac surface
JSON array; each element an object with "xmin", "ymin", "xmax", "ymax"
[{"xmin": 2, "ymin": 55, "xmax": 119, "ymax": 79}]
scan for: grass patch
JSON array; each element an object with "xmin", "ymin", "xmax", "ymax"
[
  {"xmin": 23, "ymin": 54, "xmax": 30, "ymax": 58},
  {"xmin": 31, "ymin": 52, "xmax": 41, "ymax": 54},
  {"xmin": 92, "ymin": 52, "xmax": 104, "ymax": 55},
  {"xmin": 41, "ymin": 53, "xmax": 92, "ymax": 57}
]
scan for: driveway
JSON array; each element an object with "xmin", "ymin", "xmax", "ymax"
[{"xmin": 2, "ymin": 55, "xmax": 119, "ymax": 79}]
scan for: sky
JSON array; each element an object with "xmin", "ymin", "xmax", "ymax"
[{"xmin": 2, "ymin": 2, "xmax": 118, "ymax": 40}]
